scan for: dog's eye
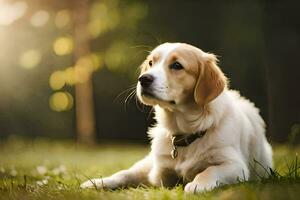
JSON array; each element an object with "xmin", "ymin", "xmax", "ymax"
[
  {"xmin": 149, "ymin": 60, "xmax": 152, "ymax": 66},
  {"xmin": 170, "ymin": 62, "xmax": 183, "ymax": 70}
]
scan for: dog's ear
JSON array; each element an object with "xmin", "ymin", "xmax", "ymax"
[{"xmin": 194, "ymin": 53, "xmax": 227, "ymax": 105}]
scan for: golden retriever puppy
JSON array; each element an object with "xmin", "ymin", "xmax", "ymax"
[{"xmin": 81, "ymin": 43, "xmax": 273, "ymax": 193}]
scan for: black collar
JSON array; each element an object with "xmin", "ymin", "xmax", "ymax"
[
  {"xmin": 172, "ymin": 130, "xmax": 206, "ymax": 147},
  {"xmin": 170, "ymin": 130, "xmax": 206, "ymax": 159}
]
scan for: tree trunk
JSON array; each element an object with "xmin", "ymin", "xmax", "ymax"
[
  {"xmin": 263, "ymin": 1, "xmax": 300, "ymax": 143},
  {"xmin": 73, "ymin": 0, "xmax": 96, "ymax": 144}
]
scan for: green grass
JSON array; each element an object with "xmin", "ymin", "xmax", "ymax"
[{"xmin": 0, "ymin": 137, "xmax": 299, "ymax": 200}]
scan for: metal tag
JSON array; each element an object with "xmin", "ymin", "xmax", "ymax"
[
  {"xmin": 171, "ymin": 148, "xmax": 178, "ymax": 159},
  {"xmin": 171, "ymin": 146, "xmax": 178, "ymax": 159},
  {"xmin": 171, "ymin": 136, "xmax": 178, "ymax": 159}
]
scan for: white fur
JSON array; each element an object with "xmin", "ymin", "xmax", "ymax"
[{"xmin": 81, "ymin": 43, "xmax": 273, "ymax": 193}]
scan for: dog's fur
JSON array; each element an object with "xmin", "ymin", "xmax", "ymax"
[{"xmin": 81, "ymin": 43, "xmax": 273, "ymax": 193}]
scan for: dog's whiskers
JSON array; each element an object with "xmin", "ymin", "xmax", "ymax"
[
  {"xmin": 114, "ymin": 84, "xmax": 136, "ymax": 103},
  {"xmin": 124, "ymin": 88, "xmax": 137, "ymax": 111}
]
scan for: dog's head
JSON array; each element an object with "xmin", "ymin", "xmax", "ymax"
[{"xmin": 137, "ymin": 43, "xmax": 227, "ymax": 108}]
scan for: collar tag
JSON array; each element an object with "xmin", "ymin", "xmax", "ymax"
[{"xmin": 171, "ymin": 137, "xmax": 178, "ymax": 159}]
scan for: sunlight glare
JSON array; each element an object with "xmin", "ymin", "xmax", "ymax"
[{"xmin": 0, "ymin": 1, "xmax": 27, "ymax": 26}]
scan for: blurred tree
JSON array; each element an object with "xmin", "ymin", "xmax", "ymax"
[
  {"xmin": 73, "ymin": 0, "xmax": 96, "ymax": 144},
  {"xmin": 7, "ymin": 0, "xmax": 299, "ymax": 145},
  {"xmin": 263, "ymin": 0, "xmax": 300, "ymax": 143}
]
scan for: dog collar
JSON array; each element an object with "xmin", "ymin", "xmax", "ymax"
[{"xmin": 171, "ymin": 130, "xmax": 206, "ymax": 159}]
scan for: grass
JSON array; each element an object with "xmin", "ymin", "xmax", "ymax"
[{"xmin": 0, "ymin": 137, "xmax": 299, "ymax": 200}]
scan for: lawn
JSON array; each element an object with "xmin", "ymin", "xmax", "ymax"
[{"xmin": 0, "ymin": 137, "xmax": 299, "ymax": 200}]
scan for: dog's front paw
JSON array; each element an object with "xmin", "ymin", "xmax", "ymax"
[
  {"xmin": 184, "ymin": 181, "xmax": 216, "ymax": 193},
  {"xmin": 80, "ymin": 177, "xmax": 118, "ymax": 189}
]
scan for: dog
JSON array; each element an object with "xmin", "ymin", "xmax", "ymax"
[{"xmin": 81, "ymin": 43, "xmax": 273, "ymax": 193}]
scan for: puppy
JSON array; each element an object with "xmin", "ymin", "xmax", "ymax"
[{"xmin": 81, "ymin": 43, "xmax": 273, "ymax": 193}]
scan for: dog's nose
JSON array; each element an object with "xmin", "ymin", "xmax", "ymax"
[{"xmin": 138, "ymin": 74, "xmax": 154, "ymax": 88}]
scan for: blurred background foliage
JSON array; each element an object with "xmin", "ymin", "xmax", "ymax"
[{"xmin": 0, "ymin": 0, "xmax": 299, "ymax": 143}]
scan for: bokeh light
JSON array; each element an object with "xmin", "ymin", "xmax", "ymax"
[
  {"xmin": 0, "ymin": 1, "xmax": 27, "ymax": 26},
  {"xmin": 76, "ymin": 53, "xmax": 103, "ymax": 72},
  {"xmin": 88, "ymin": 3, "xmax": 107, "ymax": 38},
  {"xmin": 88, "ymin": 19, "xmax": 104, "ymax": 38},
  {"xmin": 48, "ymin": 53, "xmax": 102, "ymax": 90},
  {"xmin": 74, "ymin": 53, "xmax": 103, "ymax": 83},
  {"xmin": 49, "ymin": 71, "xmax": 65, "ymax": 90},
  {"xmin": 55, "ymin": 9, "xmax": 71, "ymax": 28},
  {"xmin": 64, "ymin": 67, "xmax": 76, "ymax": 85},
  {"xmin": 49, "ymin": 91, "xmax": 73, "ymax": 112},
  {"xmin": 74, "ymin": 66, "xmax": 90, "ymax": 84},
  {"xmin": 126, "ymin": 3, "xmax": 148, "ymax": 28},
  {"xmin": 53, "ymin": 36, "xmax": 74, "ymax": 56},
  {"xmin": 48, "ymin": 53, "xmax": 102, "ymax": 91},
  {"xmin": 19, "ymin": 49, "xmax": 42, "ymax": 69},
  {"xmin": 88, "ymin": 2, "xmax": 120, "ymax": 38},
  {"xmin": 30, "ymin": 10, "xmax": 49, "ymax": 27},
  {"xmin": 105, "ymin": 42, "xmax": 128, "ymax": 72}
]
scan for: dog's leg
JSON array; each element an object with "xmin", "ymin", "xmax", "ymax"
[
  {"xmin": 184, "ymin": 161, "xmax": 249, "ymax": 193},
  {"xmin": 148, "ymin": 166, "xmax": 181, "ymax": 187},
  {"xmin": 81, "ymin": 155, "xmax": 152, "ymax": 189}
]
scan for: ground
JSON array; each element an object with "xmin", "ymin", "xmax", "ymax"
[{"xmin": 0, "ymin": 137, "xmax": 299, "ymax": 200}]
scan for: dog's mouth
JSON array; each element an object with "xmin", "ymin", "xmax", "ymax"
[
  {"xmin": 141, "ymin": 89, "xmax": 176, "ymax": 105},
  {"xmin": 141, "ymin": 89, "xmax": 155, "ymax": 98}
]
